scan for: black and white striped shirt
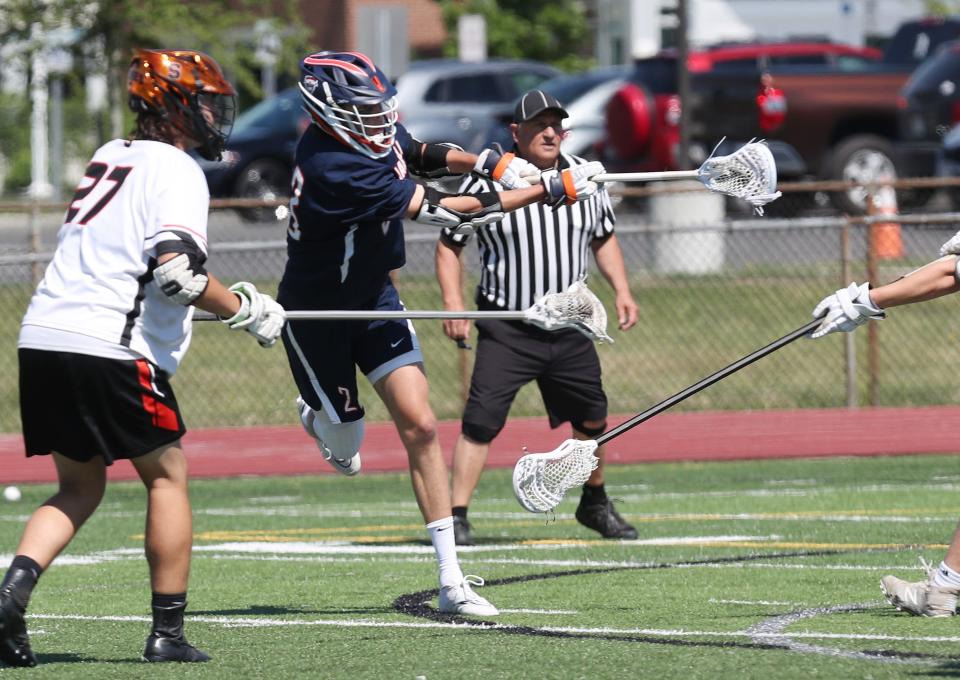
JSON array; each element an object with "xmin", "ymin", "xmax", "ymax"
[{"xmin": 440, "ymin": 152, "xmax": 616, "ymax": 311}]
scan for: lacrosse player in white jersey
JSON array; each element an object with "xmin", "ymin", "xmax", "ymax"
[
  {"xmin": 810, "ymin": 242, "xmax": 960, "ymax": 617},
  {"xmin": 0, "ymin": 49, "xmax": 284, "ymax": 667}
]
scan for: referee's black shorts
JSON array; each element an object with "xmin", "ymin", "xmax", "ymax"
[
  {"xmin": 18, "ymin": 348, "xmax": 186, "ymax": 464},
  {"xmin": 461, "ymin": 318, "xmax": 607, "ymax": 443}
]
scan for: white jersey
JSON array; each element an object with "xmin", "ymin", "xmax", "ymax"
[{"xmin": 19, "ymin": 139, "xmax": 210, "ymax": 375}]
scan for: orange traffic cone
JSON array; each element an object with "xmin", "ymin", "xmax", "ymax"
[{"xmin": 869, "ymin": 185, "xmax": 903, "ymax": 260}]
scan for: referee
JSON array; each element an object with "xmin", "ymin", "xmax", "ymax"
[{"xmin": 435, "ymin": 89, "xmax": 639, "ymax": 545}]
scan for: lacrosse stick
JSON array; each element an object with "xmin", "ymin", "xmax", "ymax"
[
  {"xmin": 591, "ymin": 140, "xmax": 781, "ymax": 214},
  {"xmin": 512, "ymin": 317, "xmax": 822, "ymax": 513},
  {"xmin": 195, "ymin": 281, "xmax": 613, "ymax": 343}
]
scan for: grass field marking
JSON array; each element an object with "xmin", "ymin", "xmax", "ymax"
[
  {"xmin": 625, "ymin": 509, "xmax": 960, "ymax": 523},
  {"xmin": 24, "ymin": 612, "xmax": 960, "ymax": 645},
  {"xmin": 710, "ymin": 598, "xmax": 807, "ymax": 606}
]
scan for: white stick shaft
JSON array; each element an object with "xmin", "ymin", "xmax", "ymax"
[
  {"xmin": 592, "ymin": 170, "xmax": 699, "ymax": 183},
  {"xmin": 195, "ymin": 310, "xmax": 528, "ymax": 321}
]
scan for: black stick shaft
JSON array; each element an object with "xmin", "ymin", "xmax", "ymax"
[{"xmin": 596, "ymin": 318, "xmax": 822, "ymax": 446}]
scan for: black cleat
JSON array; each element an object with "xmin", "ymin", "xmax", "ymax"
[
  {"xmin": 453, "ymin": 516, "xmax": 474, "ymax": 546},
  {"xmin": 575, "ymin": 498, "xmax": 638, "ymax": 540},
  {"xmin": 142, "ymin": 633, "xmax": 211, "ymax": 663},
  {"xmin": 0, "ymin": 592, "xmax": 36, "ymax": 667}
]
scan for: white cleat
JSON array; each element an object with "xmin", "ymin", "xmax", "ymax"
[
  {"xmin": 296, "ymin": 397, "xmax": 361, "ymax": 476},
  {"xmin": 880, "ymin": 558, "xmax": 959, "ymax": 617},
  {"xmin": 438, "ymin": 575, "xmax": 499, "ymax": 617}
]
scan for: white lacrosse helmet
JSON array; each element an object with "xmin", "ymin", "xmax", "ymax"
[{"xmin": 298, "ymin": 51, "xmax": 399, "ymax": 159}]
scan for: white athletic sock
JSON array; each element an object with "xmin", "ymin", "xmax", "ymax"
[
  {"xmin": 426, "ymin": 517, "xmax": 464, "ymax": 589},
  {"xmin": 933, "ymin": 561, "xmax": 960, "ymax": 588}
]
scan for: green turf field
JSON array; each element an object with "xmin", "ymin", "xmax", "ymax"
[{"xmin": 2, "ymin": 454, "xmax": 960, "ymax": 677}]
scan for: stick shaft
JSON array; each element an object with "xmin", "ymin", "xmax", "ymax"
[
  {"xmin": 195, "ymin": 310, "xmax": 528, "ymax": 321},
  {"xmin": 592, "ymin": 170, "xmax": 699, "ymax": 183},
  {"xmin": 596, "ymin": 319, "xmax": 821, "ymax": 446}
]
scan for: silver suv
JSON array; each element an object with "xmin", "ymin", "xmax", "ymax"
[{"xmin": 395, "ymin": 59, "xmax": 561, "ymax": 153}]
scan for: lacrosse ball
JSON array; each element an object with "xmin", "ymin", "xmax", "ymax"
[{"xmin": 3, "ymin": 486, "xmax": 21, "ymax": 502}]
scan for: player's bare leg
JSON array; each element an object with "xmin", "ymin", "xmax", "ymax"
[
  {"xmin": 573, "ymin": 422, "xmax": 638, "ymax": 540},
  {"xmin": 0, "ymin": 454, "xmax": 105, "ymax": 667},
  {"xmin": 132, "ymin": 443, "xmax": 209, "ymax": 662},
  {"xmin": 450, "ymin": 435, "xmax": 490, "ymax": 545},
  {"xmin": 375, "ymin": 365, "xmax": 497, "ymax": 615}
]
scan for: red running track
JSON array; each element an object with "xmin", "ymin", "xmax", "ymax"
[{"xmin": 1, "ymin": 406, "xmax": 959, "ymax": 484}]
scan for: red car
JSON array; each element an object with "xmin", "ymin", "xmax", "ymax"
[{"xmin": 604, "ymin": 42, "xmax": 882, "ymax": 173}]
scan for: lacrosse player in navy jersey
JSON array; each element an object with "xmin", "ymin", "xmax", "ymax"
[
  {"xmin": 279, "ymin": 51, "xmax": 604, "ymax": 616},
  {"xmin": 1, "ymin": 49, "xmax": 284, "ymax": 667}
]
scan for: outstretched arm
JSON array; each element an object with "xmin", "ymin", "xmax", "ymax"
[
  {"xmin": 870, "ymin": 256, "xmax": 960, "ymax": 308},
  {"xmin": 435, "ymin": 239, "xmax": 471, "ymax": 343}
]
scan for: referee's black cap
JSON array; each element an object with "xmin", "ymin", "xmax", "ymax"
[{"xmin": 514, "ymin": 89, "xmax": 569, "ymax": 123}]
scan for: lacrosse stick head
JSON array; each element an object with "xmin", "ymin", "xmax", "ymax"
[
  {"xmin": 512, "ymin": 439, "xmax": 600, "ymax": 513},
  {"xmin": 523, "ymin": 281, "xmax": 613, "ymax": 343},
  {"xmin": 697, "ymin": 140, "xmax": 782, "ymax": 214}
]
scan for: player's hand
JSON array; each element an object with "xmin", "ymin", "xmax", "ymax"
[
  {"xmin": 442, "ymin": 317, "xmax": 472, "ymax": 345},
  {"xmin": 615, "ymin": 292, "xmax": 638, "ymax": 331},
  {"xmin": 940, "ymin": 231, "xmax": 960, "ymax": 256},
  {"xmin": 222, "ymin": 282, "xmax": 286, "ymax": 347},
  {"xmin": 473, "ymin": 148, "xmax": 540, "ymax": 189},
  {"xmin": 810, "ymin": 282, "xmax": 885, "ymax": 339},
  {"xmin": 541, "ymin": 162, "xmax": 605, "ymax": 207}
]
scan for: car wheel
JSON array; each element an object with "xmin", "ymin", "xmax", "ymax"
[
  {"xmin": 233, "ymin": 158, "xmax": 291, "ymax": 223},
  {"xmin": 826, "ymin": 135, "xmax": 897, "ymax": 214}
]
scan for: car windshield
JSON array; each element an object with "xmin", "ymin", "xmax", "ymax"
[
  {"xmin": 232, "ymin": 88, "xmax": 302, "ymax": 137},
  {"xmin": 541, "ymin": 68, "xmax": 626, "ymax": 104}
]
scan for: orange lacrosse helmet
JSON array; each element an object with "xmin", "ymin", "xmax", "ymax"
[{"xmin": 128, "ymin": 48, "xmax": 237, "ymax": 161}]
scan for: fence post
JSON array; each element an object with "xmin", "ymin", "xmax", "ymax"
[
  {"xmin": 865, "ymin": 193, "xmax": 880, "ymax": 406},
  {"xmin": 841, "ymin": 220, "xmax": 857, "ymax": 408}
]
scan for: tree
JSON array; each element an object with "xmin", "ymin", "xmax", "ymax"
[
  {"xmin": 0, "ymin": 0, "xmax": 309, "ymax": 194},
  {"xmin": 438, "ymin": 0, "xmax": 594, "ymax": 72}
]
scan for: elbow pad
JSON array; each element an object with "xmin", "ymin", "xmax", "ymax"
[
  {"xmin": 153, "ymin": 252, "xmax": 209, "ymax": 305},
  {"xmin": 414, "ymin": 187, "xmax": 504, "ymax": 236},
  {"xmin": 407, "ymin": 139, "xmax": 464, "ymax": 178}
]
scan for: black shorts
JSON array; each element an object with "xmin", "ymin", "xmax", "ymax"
[
  {"xmin": 18, "ymin": 348, "xmax": 186, "ymax": 464},
  {"xmin": 461, "ymin": 318, "xmax": 607, "ymax": 441},
  {"xmin": 280, "ymin": 280, "xmax": 423, "ymax": 422}
]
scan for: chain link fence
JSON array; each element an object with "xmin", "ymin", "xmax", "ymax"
[{"xmin": 2, "ymin": 180, "xmax": 959, "ymax": 433}]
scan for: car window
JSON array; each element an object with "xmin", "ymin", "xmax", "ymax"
[
  {"xmin": 710, "ymin": 57, "xmax": 759, "ymax": 72},
  {"xmin": 630, "ymin": 57, "xmax": 678, "ymax": 94},
  {"xmin": 904, "ymin": 43, "xmax": 960, "ymax": 94},
  {"xmin": 884, "ymin": 20, "xmax": 960, "ymax": 65},
  {"xmin": 766, "ymin": 54, "xmax": 828, "ymax": 66},
  {"xmin": 232, "ymin": 89, "xmax": 302, "ymax": 137},
  {"xmin": 425, "ymin": 74, "xmax": 503, "ymax": 103},
  {"xmin": 504, "ymin": 70, "xmax": 555, "ymax": 98},
  {"xmin": 834, "ymin": 55, "xmax": 880, "ymax": 71}
]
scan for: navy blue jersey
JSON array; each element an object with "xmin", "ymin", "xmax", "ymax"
[{"xmin": 279, "ymin": 124, "xmax": 418, "ymax": 309}]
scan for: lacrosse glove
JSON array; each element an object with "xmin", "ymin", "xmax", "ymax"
[
  {"xmin": 811, "ymin": 282, "xmax": 885, "ymax": 338},
  {"xmin": 221, "ymin": 282, "xmax": 285, "ymax": 347}
]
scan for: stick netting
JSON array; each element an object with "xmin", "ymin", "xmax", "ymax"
[
  {"xmin": 697, "ymin": 140, "xmax": 781, "ymax": 214},
  {"xmin": 512, "ymin": 439, "xmax": 600, "ymax": 513},
  {"xmin": 524, "ymin": 281, "xmax": 613, "ymax": 343}
]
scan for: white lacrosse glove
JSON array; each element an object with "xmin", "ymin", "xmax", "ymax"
[
  {"xmin": 221, "ymin": 282, "xmax": 286, "ymax": 348},
  {"xmin": 810, "ymin": 282, "xmax": 885, "ymax": 339},
  {"xmin": 541, "ymin": 161, "xmax": 605, "ymax": 208},
  {"xmin": 940, "ymin": 231, "xmax": 960, "ymax": 256},
  {"xmin": 473, "ymin": 147, "xmax": 540, "ymax": 189}
]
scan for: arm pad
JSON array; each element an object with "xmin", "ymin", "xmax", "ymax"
[{"xmin": 153, "ymin": 253, "xmax": 208, "ymax": 305}]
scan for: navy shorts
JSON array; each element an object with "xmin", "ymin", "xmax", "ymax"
[
  {"xmin": 18, "ymin": 348, "xmax": 186, "ymax": 464},
  {"xmin": 280, "ymin": 280, "xmax": 423, "ymax": 423},
  {"xmin": 461, "ymin": 318, "xmax": 607, "ymax": 442}
]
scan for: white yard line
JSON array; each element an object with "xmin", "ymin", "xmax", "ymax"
[{"xmin": 23, "ymin": 612, "xmax": 960, "ymax": 644}]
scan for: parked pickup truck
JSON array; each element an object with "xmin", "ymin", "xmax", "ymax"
[{"xmin": 603, "ymin": 18, "xmax": 960, "ymax": 213}]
